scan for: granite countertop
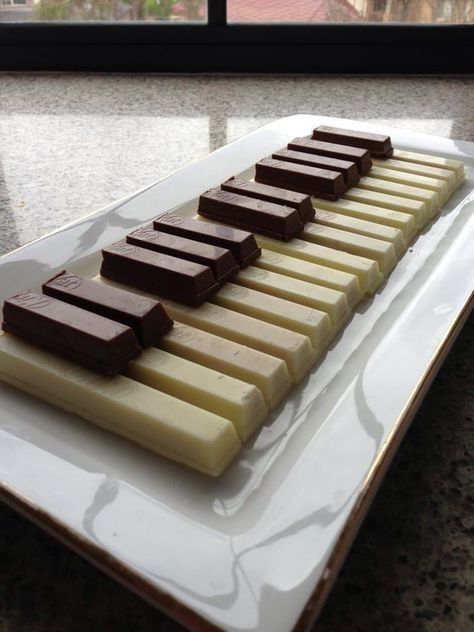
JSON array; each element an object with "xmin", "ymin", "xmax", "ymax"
[{"xmin": 0, "ymin": 73, "xmax": 473, "ymax": 632}]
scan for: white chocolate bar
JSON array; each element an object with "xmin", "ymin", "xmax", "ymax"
[
  {"xmin": 159, "ymin": 300, "xmax": 318, "ymax": 383},
  {"xmin": 372, "ymin": 158, "xmax": 456, "ymax": 193},
  {"xmin": 159, "ymin": 322, "xmax": 291, "ymax": 410},
  {"xmin": 313, "ymin": 209, "xmax": 406, "ymax": 258},
  {"xmin": 315, "ymin": 198, "xmax": 416, "ymax": 243},
  {"xmin": 92, "ymin": 273, "xmax": 292, "ymax": 407},
  {"xmin": 256, "ymin": 249, "xmax": 363, "ymax": 309},
  {"xmin": 125, "ymin": 347, "xmax": 267, "ymax": 441},
  {"xmin": 212, "ymin": 283, "xmax": 333, "ymax": 349},
  {"xmin": 97, "ymin": 276, "xmax": 317, "ymax": 383},
  {"xmin": 256, "ymin": 235, "xmax": 383, "ymax": 295},
  {"xmin": 357, "ymin": 176, "xmax": 440, "ymax": 219},
  {"xmin": 392, "ymin": 149, "xmax": 465, "ymax": 183},
  {"xmin": 0, "ymin": 333, "xmax": 241, "ymax": 476},
  {"xmin": 301, "ymin": 223, "xmax": 397, "ymax": 277},
  {"xmin": 194, "ymin": 215, "xmax": 384, "ymax": 294},
  {"xmin": 368, "ymin": 165, "xmax": 449, "ymax": 204},
  {"xmin": 343, "ymin": 187, "xmax": 428, "ymax": 228},
  {"xmin": 236, "ymin": 267, "xmax": 350, "ymax": 331}
]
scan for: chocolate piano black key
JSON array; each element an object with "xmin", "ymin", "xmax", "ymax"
[
  {"xmin": 288, "ymin": 137, "xmax": 373, "ymax": 175},
  {"xmin": 153, "ymin": 213, "xmax": 261, "ymax": 268},
  {"xmin": 42, "ymin": 271, "xmax": 173, "ymax": 347},
  {"xmin": 2, "ymin": 289, "xmax": 140, "ymax": 374},
  {"xmin": 312, "ymin": 125, "xmax": 393, "ymax": 158},
  {"xmin": 198, "ymin": 188, "xmax": 304, "ymax": 241},
  {"xmin": 101, "ymin": 240, "xmax": 219, "ymax": 306},
  {"xmin": 126, "ymin": 226, "xmax": 238, "ymax": 286},
  {"xmin": 255, "ymin": 157, "xmax": 347, "ymax": 201},
  {"xmin": 272, "ymin": 148, "xmax": 360, "ymax": 187},
  {"xmin": 220, "ymin": 177, "xmax": 315, "ymax": 223}
]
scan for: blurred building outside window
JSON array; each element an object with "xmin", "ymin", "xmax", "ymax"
[{"xmin": 227, "ymin": 0, "xmax": 474, "ymax": 24}]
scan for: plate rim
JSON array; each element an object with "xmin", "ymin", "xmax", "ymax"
[{"xmin": 294, "ymin": 297, "xmax": 473, "ymax": 630}]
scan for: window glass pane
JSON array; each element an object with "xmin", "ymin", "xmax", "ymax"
[
  {"xmin": 0, "ymin": 0, "xmax": 207, "ymax": 22},
  {"xmin": 227, "ymin": 0, "xmax": 474, "ymax": 24}
]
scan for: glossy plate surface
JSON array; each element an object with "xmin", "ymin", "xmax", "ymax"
[{"xmin": 0, "ymin": 116, "xmax": 473, "ymax": 632}]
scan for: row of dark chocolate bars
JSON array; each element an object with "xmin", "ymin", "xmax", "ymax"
[
  {"xmin": 196, "ymin": 125, "xmax": 391, "ymax": 240},
  {"xmin": 99, "ymin": 125, "xmax": 392, "ymax": 303},
  {"xmin": 2, "ymin": 125, "xmax": 392, "ymax": 375}
]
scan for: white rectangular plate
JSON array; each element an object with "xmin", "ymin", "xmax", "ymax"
[{"xmin": 0, "ymin": 116, "xmax": 473, "ymax": 632}]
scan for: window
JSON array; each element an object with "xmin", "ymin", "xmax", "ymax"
[
  {"xmin": 1, "ymin": 1, "xmax": 473, "ymax": 71},
  {"xmin": 0, "ymin": 0, "xmax": 207, "ymax": 22},
  {"xmin": 226, "ymin": 0, "xmax": 473, "ymax": 24},
  {"xmin": 3, "ymin": 0, "xmax": 473, "ymax": 24}
]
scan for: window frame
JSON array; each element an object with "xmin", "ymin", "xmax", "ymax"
[{"xmin": 1, "ymin": 0, "xmax": 473, "ymax": 72}]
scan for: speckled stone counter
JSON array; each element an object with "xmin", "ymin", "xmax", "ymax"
[{"xmin": 0, "ymin": 73, "xmax": 473, "ymax": 632}]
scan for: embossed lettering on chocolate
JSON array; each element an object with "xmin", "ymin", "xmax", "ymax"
[
  {"xmin": 255, "ymin": 157, "xmax": 347, "ymax": 200},
  {"xmin": 272, "ymin": 148, "xmax": 360, "ymax": 187},
  {"xmin": 2, "ymin": 289, "xmax": 141, "ymax": 374},
  {"xmin": 312, "ymin": 125, "xmax": 393, "ymax": 158},
  {"xmin": 126, "ymin": 227, "xmax": 238, "ymax": 285},
  {"xmin": 42, "ymin": 271, "xmax": 173, "ymax": 347},
  {"xmin": 221, "ymin": 177, "xmax": 315, "ymax": 223},
  {"xmin": 198, "ymin": 188, "xmax": 304, "ymax": 241},
  {"xmin": 153, "ymin": 213, "xmax": 261, "ymax": 267},
  {"xmin": 101, "ymin": 240, "xmax": 219, "ymax": 306},
  {"xmin": 288, "ymin": 137, "xmax": 372, "ymax": 175}
]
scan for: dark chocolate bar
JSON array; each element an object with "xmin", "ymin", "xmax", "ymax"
[
  {"xmin": 2, "ymin": 289, "xmax": 140, "ymax": 374},
  {"xmin": 42, "ymin": 271, "xmax": 173, "ymax": 347},
  {"xmin": 272, "ymin": 148, "xmax": 360, "ymax": 187},
  {"xmin": 101, "ymin": 240, "xmax": 219, "ymax": 306},
  {"xmin": 126, "ymin": 227, "xmax": 238, "ymax": 285},
  {"xmin": 153, "ymin": 214, "xmax": 261, "ymax": 268},
  {"xmin": 221, "ymin": 177, "xmax": 315, "ymax": 222},
  {"xmin": 198, "ymin": 188, "xmax": 304, "ymax": 241},
  {"xmin": 312, "ymin": 126, "xmax": 393, "ymax": 158},
  {"xmin": 288, "ymin": 137, "xmax": 372, "ymax": 175},
  {"xmin": 255, "ymin": 157, "xmax": 347, "ymax": 201}
]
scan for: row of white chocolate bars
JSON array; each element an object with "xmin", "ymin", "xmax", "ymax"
[{"xmin": 0, "ymin": 145, "xmax": 465, "ymax": 476}]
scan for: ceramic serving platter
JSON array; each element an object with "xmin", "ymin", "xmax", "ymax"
[{"xmin": 0, "ymin": 116, "xmax": 473, "ymax": 632}]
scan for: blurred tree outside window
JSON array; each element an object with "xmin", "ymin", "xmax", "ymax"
[{"xmin": 0, "ymin": 0, "xmax": 206, "ymax": 21}]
